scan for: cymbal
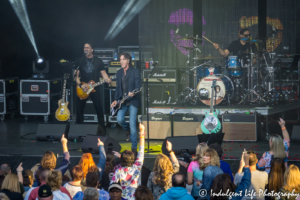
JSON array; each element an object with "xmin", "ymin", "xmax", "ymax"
[
  {"xmin": 194, "ymin": 55, "xmax": 223, "ymax": 60},
  {"xmin": 179, "ymin": 46, "xmax": 194, "ymax": 50},
  {"xmin": 178, "ymin": 36, "xmax": 202, "ymax": 41},
  {"xmin": 242, "ymin": 49, "xmax": 268, "ymax": 54}
]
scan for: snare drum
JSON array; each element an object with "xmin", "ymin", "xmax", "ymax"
[{"xmin": 226, "ymin": 56, "xmax": 241, "ymax": 69}]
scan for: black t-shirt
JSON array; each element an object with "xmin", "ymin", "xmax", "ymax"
[
  {"xmin": 227, "ymin": 40, "xmax": 257, "ymax": 64},
  {"xmin": 77, "ymin": 56, "xmax": 105, "ymax": 82}
]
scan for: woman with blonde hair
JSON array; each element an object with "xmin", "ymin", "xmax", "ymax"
[
  {"xmin": 186, "ymin": 143, "xmax": 208, "ymax": 199},
  {"xmin": 199, "ymin": 148, "xmax": 223, "ymax": 199},
  {"xmin": 0, "ymin": 173, "xmax": 23, "ymax": 200},
  {"xmin": 46, "ymin": 170, "xmax": 72, "ymax": 199},
  {"xmin": 147, "ymin": 140, "xmax": 179, "ymax": 200},
  {"xmin": 258, "ymin": 118, "xmax": 290, "ymax": 173},
  {"xmin": 276, "ymin": 164, "xmax": 300, "ymax": 200},
  {"xmin": 0, "ymin": 193, "xmax": 9, "ymax": 200}
]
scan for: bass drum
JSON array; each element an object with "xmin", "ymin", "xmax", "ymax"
[{"xmin": 197, "ymin": 74, "xmax": 234, "ymax": 106}]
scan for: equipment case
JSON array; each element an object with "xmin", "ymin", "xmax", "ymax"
[{"xmin": 0, "ymin": 77, "xmax": 19, "ymax": 120}]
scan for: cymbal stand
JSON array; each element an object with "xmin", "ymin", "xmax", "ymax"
[{"xmin": 185, "ymin": 34, "xmax": 190, "ymax": 88}]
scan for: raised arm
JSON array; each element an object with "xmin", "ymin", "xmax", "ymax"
[
  {"xmin": 278, "ymin": 118, "xmax": 289, "ymax": 140},
  {"xmin": 237, "ymin": 149, "xmax": 245, "ymax": 174},
  {"xmin": 213, "ymin": 43, "xmax": 230, "ymax": 57},
  {"xmin": 134, "ymin": 123, "xmax": 145, "ymax": 166},
  {"xmin": 16, "ymin": 163, "xmax": 23, "ymax": 184},
  {"xmin": 97, "ymin": 138, "xmax": 106, "ymax": 179},
  {"xmin": 56, "ymin": 134, "xmax": 70, "ymax": 175}
]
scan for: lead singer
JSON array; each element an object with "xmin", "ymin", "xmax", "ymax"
[{"xmin": 111, "ymin": 53, "xmax": 141, "ymax": 153}]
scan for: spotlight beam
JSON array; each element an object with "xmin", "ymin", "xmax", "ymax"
[
  {"xmin": 9, "ymin": 0, "xmax": 39, "ymax": 57},
  {"xmin": 105, "ymin": 0, "xmax": 150, "ymax": 41}
]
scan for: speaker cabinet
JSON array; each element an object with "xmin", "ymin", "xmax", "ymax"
[
  {"xmin": 292, "ymin": 125, "xmax": 300, "ymax": 142},
  {"xmin": 68, "ymin": 124, "xmax": 105, "ymax": 141},
  {"xmin": 142, "ymin": 114, "xmax": 172, "ymax": 139},
  {"xmin": 162, "ymin": 136, "xmax": 199, "ymax": 155},
  {"xmin": 81, "ymin": 135, "xmax": 121, "ymax": 154},
  {"xmin": 173, "ymin": 114, "xmax": 203, "ymax": 136},
  {"xmin": 222, "ymin": 114, "xmax": 260, "ymax": 142},
  {"xmin": 36, "ymin": 124, "xmax": 69, "ymax": 141},
  {"xmin": 141, "ymin": 83, "xmax": 177, "ymax": 114}
]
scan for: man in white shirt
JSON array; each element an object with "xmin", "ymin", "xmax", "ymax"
[{"xmin": 234, "ymin": 151, "xmax": 268, "ymax": 200}]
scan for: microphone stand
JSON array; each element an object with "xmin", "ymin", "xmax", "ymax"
[{"xmin": 145, "ymin": 63, "xmax": 160, "ymax": 153}]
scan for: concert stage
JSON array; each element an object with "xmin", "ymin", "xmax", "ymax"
[{"xmin": 1, "ymin": 113, "xmax": 300, "ymax": 174}]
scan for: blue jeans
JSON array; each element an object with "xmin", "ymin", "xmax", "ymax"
[{"xmin": 117, "ymin": 104, "xmax": 138, "ymax": 149}]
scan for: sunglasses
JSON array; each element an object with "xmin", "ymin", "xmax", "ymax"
[
  {"xmin": 109, "ymin": 189, "xmax": 121, "ymax": 193},
  {"xmin": 243, "ymin": 34, "xmax": 250, "ymax": 37}
]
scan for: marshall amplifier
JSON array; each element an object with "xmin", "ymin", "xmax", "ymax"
[
  {"xmin": 142, "ymin": 114, "xmax": 172, "ymax": 139},
  {"xmin": 141, "ymin": 83, "xmax": 177, "ymax": 114},
  {"xmin": 173, "ymin": 114, "xmax": 204, "ymax": 136},
  {"xmin": 142, "ymin": 69, "xmax": 177, "ymax": 83},
  {"xmin": 93, "ymin": 48, "xmax": 115, "ymax": 65},
  {"xmin": 222, "ymin": 113, "xmax": 261, "ymax": 142}
]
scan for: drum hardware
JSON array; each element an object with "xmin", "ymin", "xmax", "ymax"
[
  {"xmin": 178, "ymin": 36, "xmax": 202, "ymax": 41},
  {"xmin": 179, "ymin": 46, "xmax": 194, "ymax": 50},
  {"xmin": 194, "ymin": 55, "xmax": 223, "ymax": 60}
]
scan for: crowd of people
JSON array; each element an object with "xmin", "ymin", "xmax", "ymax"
[{"xmin": 0, "ymin": 119, "xmax": 299, "ymax": 200}]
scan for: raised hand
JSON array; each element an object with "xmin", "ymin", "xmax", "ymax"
[
  {"xmin": 278, "ymin": 118, "xmax": 286, "ymax": 128},
  {"xmin": 213, "ymin": 43, "xmax": 220, "ymax": 50},
  {"xmin": 97, "ymin": 138, "xmax": 104, "ymax": 146},
  {"xmin": 61, "ymin": 134, "xmax": 68, "ymax": 144},
  {"xmin": 113, "ymin": 151, "xmax": 121, "ymax": 158},
  {"xmin": 243, "ymin": 149, "xmax": 250, "ymax": 166},
  {"xmin": 166, "ymin": 140, "xmax": 172, "ymax": 152},
  {"xmin": 139, "ymin": 123, "xmax": 145, "ymax": 137},
  {"xmin": 16, "ymin": 163, "xmax": 23, "ymax": 172}
]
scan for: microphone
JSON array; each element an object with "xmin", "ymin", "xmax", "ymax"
[{"xmin": 83, "ymin": 51, "xmax": 88, "ymax": 56}]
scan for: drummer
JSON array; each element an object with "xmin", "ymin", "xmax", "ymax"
[{"xmin": 213, "ymin": 28, "xmax": 257, "ymax": 65}]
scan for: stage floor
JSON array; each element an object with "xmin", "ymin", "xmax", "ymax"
[{"xmin": 1, "ymin": 117, "xmax": 300, "ymax": 173}]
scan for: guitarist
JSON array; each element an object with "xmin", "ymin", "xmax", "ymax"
[
  {"xmin": 110, "ymin": 53, "xmax": 141, "ymax": 154},
  {"xmin": 75, "ymin": 42, "xmax": 111, "ymax": 130}
]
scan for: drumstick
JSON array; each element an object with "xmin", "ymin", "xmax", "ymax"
[{"xmin": 202, "ymin": 35, "xmax": 214, "ymax": 45}]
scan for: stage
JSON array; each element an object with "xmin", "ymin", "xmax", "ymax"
[{"xmin": 1, "ymin": 114, "xmax": 300, "ymax": 174}]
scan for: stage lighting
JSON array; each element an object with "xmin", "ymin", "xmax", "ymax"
[{"xmin": 37, "ymin": 57, "xmax": 44, "ymax": 64}]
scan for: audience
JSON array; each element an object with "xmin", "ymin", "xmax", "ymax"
[
  {"xmin": 258, "ymin": 118, "xmax": 289, "ymax": 173},
  {"xmin": 84, "ymin": 187, "xmax": 100, "ymax": 200},
  {"xmin": 101, "ymin": 151, "xmax": 116, "ymax": 191},
  {"xmin": 209, "ymin": 142, "xmax": 234, "ymax": 182},
  {"xmin": 46, "ymin": 170, "xmax": 72, "ymax": 199},
  {"xmin": 108, "ymin": 182, "xmax": 126, "ymax": 200},
  {"xmin": 37, "ymin": 184, "xmax": 53, "ymax": 200},
  {"xmin": 0, "ymin": 176, "xmax": 5, "ymax": 191},
  {"xmin": 26, "ymin": 168, "xmax": 50, "ymax": 200},
  {"xmin": 31, "ymin": 134, "xmax": 71, "ymax": 185},
  {"xmin": 134, "ymin": 185, "xmax": 154, "ymax": 200},
  {"xmin": 0, "ymin": 193, "xmax": 9, "ymax": 200},
  {"xmin": 110, "ymin": 123, "xmax": 145, "ymax": 200},
  {"xmin": 159, "ymin": 172, "xmax": 194, "ymax": 200},
  {"xmin": 63, "ymin": 165, "xmax": 85, "ymax": 197},
  {"xmin": 210, "ymin": 150, "xmax": 251, "ymax": 200},
  {"xmin": 277, "ymin": 164, "xmax": 300, "ymax": 200},
  {"xmin": 23, "ymin": 170, "xmax": 34, "ymax": 192},
  {"xmin": 0, "ymin": 164, "xmax": 11, "ymax": 177},
  {"xmin": 265, "ymin": 158, "xmax": 285, "ymax": 200},
  {"xmin": 73, "ymin": 171, "xmax": 109, "ymax": 200},
  {"xmin": 187, "ymin": 142, "xmax": 208, "ymax": 199},
  {"xmin": 147, "ymin": 140, "xmax": 179, "ymax": 200},
  {"xmin": 79, "ymin": 153, "xmax": 98, "ymax": 186},
  {"xmin": 199, "ymin": 148, "xmax": 223, "ymax": 199},
  {"xmin": 0, "ymin": 173, "xmax": 23, "ymax": 200},
  {"xmin": 234, "ymin": 151, "xmax": 268, "ymax": 200}
]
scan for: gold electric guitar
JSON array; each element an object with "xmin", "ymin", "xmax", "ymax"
[
  {"xmin": 76, "ymin": 75, "xmax": 116, "ymax": 99},
  {"xmin": 55, "ymin": 74, "xmax": 70, "ymax": 121}
]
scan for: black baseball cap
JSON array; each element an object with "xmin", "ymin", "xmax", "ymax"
[{"xmin": 38, "ymin": 184, "xmax": 52, "ymax": 198}]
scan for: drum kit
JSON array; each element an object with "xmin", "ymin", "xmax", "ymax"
[{"xmin": 177, "ymin": 33, "xmax": 299, "ymax": 106}]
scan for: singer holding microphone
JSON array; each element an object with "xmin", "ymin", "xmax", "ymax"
[
  {"xmin": 75, "ymin": 42, "xmax": 111, "ymax": 130},
  {"xmin": 111, "ymin": 53, "xmax": 141, "ymax": 154}
]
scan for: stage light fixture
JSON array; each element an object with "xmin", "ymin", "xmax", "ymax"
[
  {"xmin": 105, "ymin": 0, "xmax": 150, "ymax": 41},
  {"xmin": 9, "ymin": 0, "xmax": 40, "ymax": 58},
  {"xmin": 37, "ymin": 57, "xmax": 44, "ymax": 64}
]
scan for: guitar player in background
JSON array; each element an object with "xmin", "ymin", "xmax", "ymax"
[
  {"xmin": 75, "ymin": 42, "xmax": 111, "ymax": 131},
  {"xmin": 111, "ymin": 53, "xmax": 141, "ymax": 154}
]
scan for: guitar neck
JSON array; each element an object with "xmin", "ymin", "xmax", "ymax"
[
  {"xmin": 62, "ymin": 80, "xmax": 67, "ymax": 103},
  {"xmin": 210, "ymin": 86, "xmax": 214, "ymax": 113},
  {"xmin": 93, "ymin": 80, "xmax": 106, "ymax": 88},
  {"xmin": 120, "ymin": 90, "xmax": 141, "ymax": 104}
]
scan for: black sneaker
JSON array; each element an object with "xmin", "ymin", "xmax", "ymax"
[{"xmin": 126, "ymin": 131, "xmax": 130, "ymax": 142}]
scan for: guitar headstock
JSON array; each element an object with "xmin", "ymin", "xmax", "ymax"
[
  {"xmin": 133, "ymin": 87, "xmax": 142, "ymax": 94},
  {"xmin": 110, "ymin": 75, "xmax": 117, "ymax": 80},
  {"xmin": 64, "ymin": 73, "xmax": 70, "ymax": 80}
]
